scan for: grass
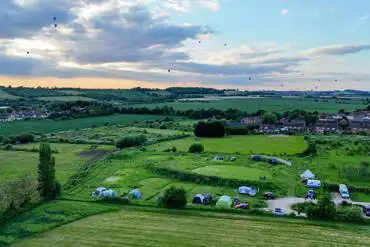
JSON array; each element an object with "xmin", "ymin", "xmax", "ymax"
[
  {"xmin": 192, "ymin": 165, "xmax": 271, "ymax": 180},
  {"xmin": 148, "ymin": 135, "xmax": 308, "ymax": 155},
  {"xmin": 37, "ymin": 96, "xmax": 96, "ymax": 102},
  {"xmin": 131, "ymin": 97, "xmax": 365, "ymax": 113},
  {"xmin": 0, "ymin": 89, "xmax": 20, "ymax": 100},
  {"xmin": 0, "ymin": 200, "xmax": 120, "ymax": 245},
  {"xmin": 0, "ymin": 143, "xmax": 115, "ymax": 183},
  {"xmin": 0, "ymin": 114, "xmax": 166, "ymax": 136},
  {"xmin": 352, "ymin": 193, "xmax": 370, "ymax": 202},
  {"xmin": 12, "ymin": 208, "xmax": 370, "ymax": 247},
  {"xmin": 46, "ymin": 126, "xmax": 187, "ymax": 144}
]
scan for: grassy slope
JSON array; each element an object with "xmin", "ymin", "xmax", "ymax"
[
  {"xmin": 0, "ymin": 143, "xmax": 115, "ymax": 183},
  {"xmin": 148, "ymin": 135, "xmax": 308, "ymax": 155},
  {"xmin": 0, "ymin": 89, "xmax": 20, "ymax": 100},
  {"xmin": 131, "ymin": 97, "xmax": 365, "ymax": 113},
  {"xmin": 37, "ymin": 96, "xmax": 96, "ymax": 102},
  {"xmin": 0, "ymin": 114, "xmax": 165, "ymax": 136},
  {"xmin": 12, "ymin": 208, "xmax": 370, "ymax": 247}
]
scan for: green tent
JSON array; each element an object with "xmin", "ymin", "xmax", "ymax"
[{"xmin": 216, "ymin": 195, "xmax": 232, "ymax": 208}]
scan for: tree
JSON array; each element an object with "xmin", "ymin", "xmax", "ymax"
[
  {"xmin": 262, "ymin": 112, "xmax": 278, "ymax": 124},
  {"xmin": 339, "ymin": 118, "xmax": 349, "ymax": 130},
  {"xmin": 194, "ymin": 121, "xmax": 225, "ymax": 137},
  {"xmin": 158, "ymin": 186, "xmax": 187, "ymax": 209},
  {"xmin": 307, "ymin": 193, "xmax": 336, "ymax": 220},
  {"xmin": 38, "ymin": 143, "xmax": 57, "ymax": 199},
  {"xmin": 189, "ymin": 143, "xmax": 204, "ymax": 153}
]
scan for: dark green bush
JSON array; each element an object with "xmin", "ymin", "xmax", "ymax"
[
  {"xmin": 194, "ymin": 121, "xmax": 225, "ymax": 137},
  {"xmin": 189, "ymin": 143, "xmax": 204, "ymax": 153},
  {"xmin": 158, "ymin": 186, "xmax": 187, "ymax": 209},
  {"xmin": 116, "ymin": 135, "xmax": 147, "ymax": 149}
]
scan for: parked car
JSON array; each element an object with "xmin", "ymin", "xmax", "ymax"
[
  {"xmin": 362, "ymin": 205, "xmax": 370, "ymax": 217},
  {"xmin": 263, "ymin": 192, "xmax": 276, "ymax": 200},
  {"xmin": 272, "ymin": 208, "xmax": 287, "ymax": 216},
  {"xmin": 230, "ymin": 156, "xmax": 236, "ymax": 161},
  {"xmin": 235, "ymin": 203, "xmax": 249, "ymax": 209},
  {"xmin": 305, "ymin": 190, "xmax": 316, "ymax": 200}
]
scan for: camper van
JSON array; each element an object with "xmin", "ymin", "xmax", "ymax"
[
  {"xmin": 339, "ymin": 184, "xmax": 350, "ymax": 199},
  {"xmin": 307, "ymin": 180, "xmax": 321, "ymax": 188}
]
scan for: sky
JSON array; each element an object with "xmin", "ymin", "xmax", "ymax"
[{"xmin": 0, "ymin": 0, "xmax": 370, "ymax": 91}]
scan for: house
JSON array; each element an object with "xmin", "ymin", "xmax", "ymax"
[
  {"xmin": 300, "ymin": 170, "xmax": 315, "ymax": 181},
  {"xmin": 241, "ymin": 116, "xmax": 262, "ymax": 125}
]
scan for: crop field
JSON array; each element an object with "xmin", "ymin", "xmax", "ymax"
[
  {"xmin": 0, "ymin": 89, "xmax": 20, "ymax": 99},
  {"xmin": 0, "ymin": 143, "xmax": 115, "ymax": 183},
  {"xmin": 37, "ymin": 96, "xmax": 96, "ymax": 102},
  {"xmin": 46, "ymin": 126, "xmax": 187, "ymax": 144},
  {"xmin": 0, "ymin": 114, "xmax": 166, "ymax": 136},
  {"xmin": 12, "ymin": 209, "xmax": 370, "ymax": 247},
  {"xmin": 147, "ymin": 135, "xmax": 308, "ymax": 155},
  {"xmin": 130, "ymin": 97, "xmax": 365, "ymax": 113}
]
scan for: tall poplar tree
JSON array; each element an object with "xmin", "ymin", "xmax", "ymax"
[{"xmin": 38, "ymin": 143, "xmax": 56, "ymax": 199}]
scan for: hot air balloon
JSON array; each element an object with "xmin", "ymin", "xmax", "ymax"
[
  {"xmin": 224, "ymin": 43, "xmax": 227, "ymax": 47},
  {"xmin": 26, "ymin": 51, "xmax": 30, "ymax": 54},
  {"xmin": 334, "ymin": 79, "xmax": 338, "ymax": 82},
  {"xmin": 168, "ymin": 69, "xmax": 171, "ymax": 73},
  {"xmin": 198, "ymin": 40, "xmax": 201, "ymax": 44},
  {"xmin": 53, "ymin": 16, "xmax": 56, "ymax": 21},
  {"xmin": 249, "ymin": 77, "xmax": 252, "ymax": 81},
  {"xmin": 54, "ymin": 24, "xmax": 58, "ymax": 28}
]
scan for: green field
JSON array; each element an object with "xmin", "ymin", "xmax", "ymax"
[
  {"xmin": 131, "ymin": 97, "xmax": 365, "ymax": 113},
  {"xmin": 12, "ymin": 209, "xmax": 370, "ymax": 247},
  {"xmin": 37, "ymin": 96, "xmax": 96, "ymax": 102},
  {"xmin": 148, "ymin": 135, "xmax": 308, "ymax": 155},
  {"xmin": 0, "ymin": 89, "xmax": 20, "ymax": 99},
  {"xmin": 0, "ymin": 114, "xmax": 166, "ymax": 136},
  {"xmin": 46, "ymin": 126, "xmax": 187, "ymax": 144},
  {"xmin": 0, "ymin": 143, "xmax": 115, "ymax": 183},
  {"xmin": 193, "ymin": 165, "xmax": 271, "ymax": 180}
]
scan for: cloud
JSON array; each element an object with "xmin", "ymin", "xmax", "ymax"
[
  {"xmin": 281, "ymin": 9, "xmax": 289, "ymax": 15},
  {"xmin": 198, "ymin": 0, "xmax": 220, "ymax": 12},
  {"xmin": 304, "ymin": 44, "xmax": 370, "ymax": 56}
]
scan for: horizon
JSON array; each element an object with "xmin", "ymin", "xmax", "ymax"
[{"xmin": 1, "ymin": 0, "xmax": 370, "ymax": 90}]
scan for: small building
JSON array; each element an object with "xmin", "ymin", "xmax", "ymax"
[{"xmin": 216, "ymin": 195, "xmax": 232, "ymax": 208}]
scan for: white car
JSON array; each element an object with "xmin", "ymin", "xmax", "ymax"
[{"xmin": 272, "ymin": 208, "xmax": 287, "ymax": 216}]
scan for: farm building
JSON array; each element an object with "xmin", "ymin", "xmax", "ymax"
[
  {"xmin": 300, "ymin": 170, "xmax": 315, "ymax": 181},
  {"xmin": 216, "ymin": 195, "xmax": 232, "ymax": 208}
]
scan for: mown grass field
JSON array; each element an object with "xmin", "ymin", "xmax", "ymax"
[
  {"xmin": 131, "ymin": 97, "xmax": 365, "ymax": 113},
  {"xmin": 148, "ymin": 135, "xmax": 308, "ymax": 155},
  {"xmin": 0, "ymin": 114, "xmax": 166, "ymax": 136},
  {"xmin": 37, "ymin": 96, "xmax": 96, "ymax": 102},
  {"xmin": 0, "ymin": 89, "xmax": 20, "ymax": 99},
  {"xmin": 0, "ymin": 143, "xmax": 115, "ymax": 183},
  {"xmin": 12, "ymin": 209, "xmax": 370, "ymax": 247}
]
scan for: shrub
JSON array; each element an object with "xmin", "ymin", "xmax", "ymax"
[
  {"xmin": 158, "ymin": 186, "xmax": 187, "ymax": 209},
  {"xmin": 171, "ymin": 146, "xmax": 177, "ymax": 152},
  {"xmin": 336, "ymin": 206, "xmax": 364, "ymax": 222},
  {"xmin": 116, "ymin": 135, "xmax": 147, "ymax": 149},
  {"xmin": 307, "ymin": 193, "xmax": 336, "ymax": 220},
  {"xmin": 53, "ymin": 181, "xmax": 63, "ymax": 198},
  {"xmin": 18, "ymin": 133, "xmax": 35, "ymax": 143},
  {"xmin": 189, "ymin": 143, "xmax": 204, "ymax": 153}
]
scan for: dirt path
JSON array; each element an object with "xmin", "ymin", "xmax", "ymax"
[{"xmin": 264, "ymin": 197, "xmax": 317, "ymax": 217}]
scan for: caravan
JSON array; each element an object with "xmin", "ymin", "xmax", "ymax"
[{"xmin": 307, "ymin": 180, "xmax": 321, "ymax": 188}]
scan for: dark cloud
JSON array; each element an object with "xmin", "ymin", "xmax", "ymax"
[
  {"xmin": 305, "ymin": 44, "xmax": 370, "ymax": 56},
  {"xmin": 0, "ymin": 0, "xmax": 75, "ymax": 38}
]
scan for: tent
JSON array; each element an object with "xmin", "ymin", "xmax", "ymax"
[
  {"xmin": 307, "ymin": 180, "xmax": 321, "ymax": 188},
  {"xmin": 216, "ymin": 195, "xmax": 232, "ymax": 208},
  {"xmin": 192, "ymin": 194, "xmax": 205, "ymax": 204},
  {"xmin": 239, "ymin": 186, "xmax": 251, "ymax": 195},
  {"xmin": 91, "ymin": 187, "xmax": 107, "ymax": 197},
  {"xmin": 100, "ymin": 189, "xmax": 117, "ymax": 198},
  {"xmin": 203, "ymin": 194, "xmax": 213, "ymax": 205},
  {"xmin": 269, "ymin": 157, "xmax": 278, "ymax": 165},
  {"xmin": 252, "ymin": 155, "xmax": 262, "ymax": 161},
  {"xmin": 300, "ymin": 170, "xmax": 315, "ymax": 180},
  {"xmin": 130, "ymin": 189, "xmax": 142, "ymax": 199}
]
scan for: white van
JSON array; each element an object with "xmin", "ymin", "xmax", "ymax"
[{"xmin": 339, "ymin": 184, "xmax": 350, "ymax": 199}]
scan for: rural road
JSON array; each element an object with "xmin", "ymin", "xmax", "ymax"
[{"xmin": 332, "ymin": 193, "xmax": 370, "ymax": 207}]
